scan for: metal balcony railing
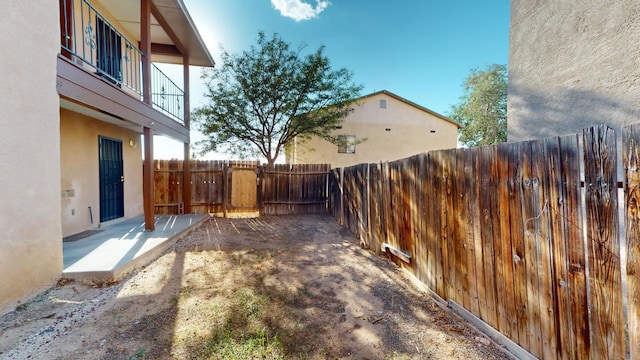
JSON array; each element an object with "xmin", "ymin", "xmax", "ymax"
[
  {"xmin": 151, "ymin": 64, "xmax": 185, "ymax": 123},
  {"xmin": 60, "ymin": 0, "xmax": 185, "ymax": 124}
]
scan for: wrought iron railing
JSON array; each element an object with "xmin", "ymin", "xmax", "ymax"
[
  {"xmin": 151, "ymin": 64, "xmax": 185, "ymax": 123},
  {"xmin": 60, "ymin": 0, "xmax": 185, "ymax": 124}
]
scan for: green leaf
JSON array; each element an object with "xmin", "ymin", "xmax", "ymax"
[{"xmin": 192, "ymin": 31, "xmax": 362, "ymax": 165}]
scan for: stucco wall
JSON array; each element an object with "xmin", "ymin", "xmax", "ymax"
[
  {"xmin": 0, "ymin": 1, "xmax": 62, "ymax": 314},
  {"xmin": 290, "ymin": 93, "xmax": 458, "ymax": 168},
  {"xmin": 60, "ymin": 109, "xmax": 144, "ymax": 237},
  {"xmin": 507, "ymin": 0, "xmax": 640, "ymax": 142}
]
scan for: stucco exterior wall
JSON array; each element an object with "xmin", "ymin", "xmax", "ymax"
[
  {"xmin": 290, "ymin": 93, "xmax": 458, "ymax": 168},
  {"xmin": 60, "ymin": 109, "xmax": 144, "ymax": 237},
  {"xmin": 507, "ymin": 0, "xmax": 640, "ymax": 142},
  {"xmin": 0, "ymin": 1, "xmax": 62, "ymax": 314}
]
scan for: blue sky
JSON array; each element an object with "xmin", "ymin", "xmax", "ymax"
[{"xmin": 155, "ymin": 0, "xmax": 510, "ymax": 159}]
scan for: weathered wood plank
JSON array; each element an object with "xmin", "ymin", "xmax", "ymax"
[
  {"xmin": 544, "ymin": 136, "xmax": 572, "ymax": 360},
  {"xmin": 583, "ymin": 125, "xmax": 625, "ymax": 360},
  {"xmin": 521, "ymin": 140, "xmax": 543, "ymax": 358},
  {"xmin": 425, "ymin": 152, "xmax": 442, "ymax": 295},
  {"xmin": 417, "ymin": 153, "xmax": 431, "ymax": 289},
  {"xmin": 623, "ymin": 123, "xmax": 640, "ymax": 360},
  {"xmin": 560, "ymin": 134, "xmax": 591, "ymax": 359},
  {"xmin": 509, "ymin": 141, "xmax": 529, "ymax": 350},
  {"xmin": 622, "ymin": 124, "xmax": 640, "ymax": 360},
  {"xmin": 453, "ymin": 148, "xmax": 469, "ymax": 309},
  {"xmin": 479, "ymin": 145, "xmax": 498, "ymax": 329},
  {"xmin": 496, "ymin": 142, "xmax": 517, "ymax": 341},
  {"xmin": 465, "ymin": 148, "xmax": 482, "ymax": 318},
  {"xmin": 433, "ymin": 150, "xmax": 449, "ymax": 299},
  {"xmin": 531, "ymin": 138, "xmax": 557, "ymax": 360},
  {"xmin": 443, "ymin": 149, "xmax": 457, "ymax": 302}
]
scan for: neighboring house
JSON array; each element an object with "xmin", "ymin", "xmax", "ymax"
[
  {"xmin": 286, "ymin": 90, "xmax": 459, "ymax": 168},
  {"xmin": 507, "ymin": 0, "xmax": 640, "ymax": 142},
  {"xmin": 0, "ymin": 0, "xmax": 214, "ymax": 314}
]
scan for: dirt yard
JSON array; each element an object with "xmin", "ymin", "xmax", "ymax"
[{"xmin": 0, "ymin": 214, "xmax": 513, "ymax": 359}]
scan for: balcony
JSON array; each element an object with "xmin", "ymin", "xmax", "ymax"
[{"xmin": 60, "ymin": 0, "xmax": 184, "ymax": 124}]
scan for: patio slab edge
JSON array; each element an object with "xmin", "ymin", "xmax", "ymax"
[{"xmin": 62, "ymin": 214, "xmax": 210, "ymax": 283}]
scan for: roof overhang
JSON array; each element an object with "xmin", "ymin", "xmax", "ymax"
[
  {"xmin": 151, "ymin": 0, "xmax": 215, "ymax": 67},
  {"xmin": 105, "ymin": 0, "xmax": 215, "ymax": 67}
]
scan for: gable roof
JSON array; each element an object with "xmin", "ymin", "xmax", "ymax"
[{"xmin": 358, "ymin": 90, "xmax": 460, "ymax": 128}]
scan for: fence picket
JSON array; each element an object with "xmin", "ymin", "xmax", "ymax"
[
  {"xmin": 544, "ymin": 136, "xmax": 572, "ymax": 360},
  {"xmin": 496, "ymin": 143, "xmax": 517, "ymax": 340},
  {"xmin": 583, "ymin": 126, "xmax": 625, "ymax": 360},
  {"xmin": 479, "ymin": 146, "xmax": 498, "ymax": 329},
  {"xmin": 624, "ymin": 124, "xmax": 640, "ymax": 360}
]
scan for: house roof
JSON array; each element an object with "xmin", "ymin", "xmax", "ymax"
[
  {"xmin": 151, "ymin": 0, "xmax": 215, "ymax": 67},
  {"xmin": 358, "ymin": 90, "xmax": 460, "ymax": 128},
  {"xmin": 107, "ymin": 0, "xmax": 215, "ymax": 67}
]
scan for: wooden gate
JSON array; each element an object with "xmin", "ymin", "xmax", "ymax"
[{"xmin": 227, "ymin": 166, "xmax": 259, "ymax": 215}]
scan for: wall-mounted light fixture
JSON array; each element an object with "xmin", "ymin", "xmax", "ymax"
[{"xmin": 129, "ymin": 139, "xmax": 138, "ymax": 148}]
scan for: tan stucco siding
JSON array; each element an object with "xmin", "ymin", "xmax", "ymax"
[
  {"xmin": 0, "ymin": 1, "xmax": 62, "ymax": 314},
  {"xmin": 60, "ymin": 109, "xmax": 144, "ymax": 237},
  {"xmin": 507, "ymin": 0, "xmax": 640, "ymax": 142},
  {"xmin": 290, "ymin": 93, "xmax": 458, "ymax": 168}
]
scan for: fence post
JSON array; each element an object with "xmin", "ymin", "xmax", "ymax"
[
  {"xmin": 222, "ymin": 162, "xmax": 229, "ymax": 218},
  {"xmin": 340, "ymin": 167, "xmax": 344, "ymax": 225}
]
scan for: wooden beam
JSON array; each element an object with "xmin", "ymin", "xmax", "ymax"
[
  {"xmin": 141, "ymin": 0, "xmax": 151, "ymax": 105},
  {"xmin": 150, "ymin": 2, "xmax": 187, "ymax": 55},
  {"xmin": 183, "ymin": 143, "xmax": 191, "ymax": 214},
  {"xmin": 150, "ymin": 43, "xmax": 181, "ymax": 57},
  {"xmin": 381, "ymin": 242, "xmax": 412, "ymax": 264},
  {"xmin": 143, "ymin": 127, "xmax": 155, "ymax": 230},
  {"xmin": 449, "ymin": 301, "xmax": 536, "ymax": 360},
  {"xmin": 183, "ymin": 57, "xmax": 191, "ymax": 214}
]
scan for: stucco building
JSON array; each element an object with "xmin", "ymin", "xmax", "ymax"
[
  {"xmin": 507, "ymin": 0, "xmax": 640, "ymax": 142},
  {"xmin": 0, "ymin": 0, "xmax": 213, "ymax": 314},
  {"xmin": 287, "ymin": 90, "xmax": 459, "ymax": 168}
]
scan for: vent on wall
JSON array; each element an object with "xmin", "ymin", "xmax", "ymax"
[{"xmin": 379, "ymin": 99, "xmax": 386, "ymax": 108}]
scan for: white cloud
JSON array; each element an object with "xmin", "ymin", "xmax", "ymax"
[{"xmin": 271, "ymin": 0, "xmax": 330, "ymax": 21}]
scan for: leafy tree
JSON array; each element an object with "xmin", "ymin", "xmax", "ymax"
[
  {"xmin": 193, "ymin": 31, "xmax": 362, "ymax": 166},
  {"xmin": 449, "ymin": 64, "xmax": 507, "ymax": 147}
]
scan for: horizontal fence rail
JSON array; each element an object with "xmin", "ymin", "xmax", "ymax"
[{"xmin": 329, "ymin": 124, "xmax": 634, "ymax": 360}]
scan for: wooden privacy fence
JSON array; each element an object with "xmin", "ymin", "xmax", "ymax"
[
  {"xmin": 329, "ymin": 124, "xmax": 640, "ymax": 360},
  {"xmin": 154, "ymin": 160, "xmax": 330, "ymax": 216},
  {"xmin": 261, "ymin": 163, "xmax": 331, "ymax": 215}
]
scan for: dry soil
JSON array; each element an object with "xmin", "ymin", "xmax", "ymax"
[{"xmin": 0, "ymin": 214, "xmax": 513, "ymax": 359}]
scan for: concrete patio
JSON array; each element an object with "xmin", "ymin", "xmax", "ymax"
[{"xmin": 63, "ymin": 214, "xmax": 209, "ymax": 282}]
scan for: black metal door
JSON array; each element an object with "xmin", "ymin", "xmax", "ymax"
[{"xmin": 99, "ymin": 136, "xmax": 124, "ymax": 222}]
